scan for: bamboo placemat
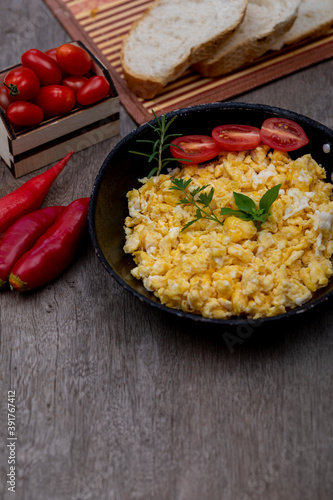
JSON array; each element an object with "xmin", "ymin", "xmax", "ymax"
[{"xmin": 43, "ymin": 0, "xmax": 333, "ymax": 125}]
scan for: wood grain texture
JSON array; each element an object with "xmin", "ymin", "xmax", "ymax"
[{"xmin": 0, "ymin": 1, "xmax": 333, "ymax": 499}]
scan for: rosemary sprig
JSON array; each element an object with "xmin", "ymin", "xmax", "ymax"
[
  {"xmin": 129, "ymin": 110, "xmax": 190, "ymax": 178},
  {"xmin": 170, "ymin": 178, "xmax": 281, "ymax": 231}
]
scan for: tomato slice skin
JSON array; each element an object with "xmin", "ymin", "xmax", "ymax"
[
  {"xmin": 260, "ymin": 117, "xmax": 309, "ymax": 151},
  {"xmin": 212, "ymin": 124, "xmax": 261, "ymax": 151},
  {"xmin": 170, "ymin": 135, "xmax": 220, "ymax": 163}
]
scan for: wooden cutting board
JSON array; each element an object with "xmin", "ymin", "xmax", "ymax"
[{"xmin": 43, "ymin": 0, "xmax": 333, "ymax": 124}]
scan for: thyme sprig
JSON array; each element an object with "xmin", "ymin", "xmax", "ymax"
[
  {"xmin": 129, "ymin": 110, "xmax": 190, "ymax": 178},
  {"xmin": 170, "ymin": 178, "xmax": 281, "ymax": 231}
]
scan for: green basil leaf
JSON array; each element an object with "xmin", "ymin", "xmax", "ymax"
[
  {"xmin": 259, "ymin": 184, "xmax": 281, "ymax": 212},
  {"xmin": 251, "ymin": 212, "xmax": 267, "ymax": 222},
  {"xmin": 233, "ymin": 192, "xmax": 257, "ymax": 213},
  {"xmin": 220, "ymin": 208, "xmax": 248, "ymax": 217},
  {"xmin": 232, "ymin": 212, "xmax": 253, "ymax": 221}
]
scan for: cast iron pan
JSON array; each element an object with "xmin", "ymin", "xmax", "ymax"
[{"xmin": 88, "ymin": 102, "xmax": 333, "ymax": 326}]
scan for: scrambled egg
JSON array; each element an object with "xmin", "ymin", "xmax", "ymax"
[{"xmin": 123, "ymin": 146, "xmax": 333, "ymax": 319}]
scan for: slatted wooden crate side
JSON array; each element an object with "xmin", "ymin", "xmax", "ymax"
[{"xmin": 0, "ymin": 41, "xmax": 120, "ymax": 177}]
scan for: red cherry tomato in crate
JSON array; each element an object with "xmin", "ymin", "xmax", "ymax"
[
  {"xmin": 0, "ymin": 87, "xmax": 11, "ymax": 111},
  {"xmin": 21, "ymin": 49, "xmax": 63, "ymax": 86},
  {"xmin": 34, "ymin": 85, "xmax": 75, "ymax": 118},
  {"xmin": 56, "ymin": 44, "xmax": 92, "ymax": 75},
  {"xmin": 76, "ymin": 75, "xmax": 110, "ymax": 106},
  {"xmin": 4, "ymin": 66, "xmax": 40, "ymax": 102},
  {"xmin": 45, "ymin": 48, "xmax": 58, "ymax": 61},
  {"xmin": 170, "ymin": 135, "xmax": 220, "ymax": 163},
  {"xmin": 260, "ymin": 117, "xmax": 309, "ymax": 151},
  {"xmin": 7, "ymin": 101, "xmax": 44, "ymax": 127},
  {"xmin": 212, "ymin": 124, "xmax": 261, "ymax": 151},
  {"xmin": 62, "ymin": 75, "xmax": 88, "ymax": 96}
]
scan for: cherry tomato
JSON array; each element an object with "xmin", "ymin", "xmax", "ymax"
[
  {"xmin": 0, "ymin": 87, "xmax": 11, "ymax": 111},
  {"xmin": 56, "ymin": 44, "xmax": 92, "ymax": 76},
  {"xmin": 212, "ymin": 124, "xmax": 261, "ymax": 151},
  {"xmin": 7, "ymin": 101, "xmax": 44, "ymax": 127},
  {"xmin": 170, "ymin": 135, "xmax": 220, "ymax": 163},
  {"xmin": 4, "ymin": 66, "xmax": 40, "ymax": 102},
  {"xmin": 45, "ymin": 48, "xmax": 58, "ymax": 61},
  {"xmin": 76, "ymin": 75, "xmax": 110, "ymax": 105},
  {"xmin": 260, "ymin": 117, "xmax": 309, "ymax": 151},
  {"xmin": 21, "ymin": 49, "xmax": 63, "ymax": 86},
  {"xmin": 34, "ymin": 85, "xmax": 75, "ymax": 118},
  {"xmin": 62, "ymin": 75, "xmax": 88, "ymax": 96}
]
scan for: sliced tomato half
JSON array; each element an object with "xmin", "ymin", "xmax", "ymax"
[
  {"xmin": 260, "ymin": 117, "xmax": 309, "ymax": 151},
  {"xmin": 170, "ymin": 135, "xmax": 220, "ymax": 163},
  {"xmin": 212, "ymin": 124, "xmax": 261, "ymax": 151}
]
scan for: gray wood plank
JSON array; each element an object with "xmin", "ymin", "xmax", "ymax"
[{"xmin": 1, "ymin": 1, "xmax": 333, "ymax": 499}]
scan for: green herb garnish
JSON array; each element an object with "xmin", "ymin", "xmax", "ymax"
[
  {"xmin": 170, "ymin": 178, "xmax": 223, "ymax": 232},
  {"xmin": 170, "ymin": 178, "xmax": 281, "ymax": 231},
  {"xmin": 221, "ymin": 184, "xmax": 282, "ymax": 228},
  {"xmin": 130, "ymin": 110, "xmax": 190, "ymax": 178}
]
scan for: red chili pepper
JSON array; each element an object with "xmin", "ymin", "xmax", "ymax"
[
  {"xmin": 0, "ymin": 152, "xmax": 73, "ymax": 236},
  {"xmin": 0, "ymin": 205, "xmax": 64, "ymax": 289},
  {"xmin": 9, "ymin": 198, "xmax": 90, "ymax": 291}
]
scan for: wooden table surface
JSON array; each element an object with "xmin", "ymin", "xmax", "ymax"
[{"xmin": 1, "ymin": 1, "xmax": 333, "ymax": 499}]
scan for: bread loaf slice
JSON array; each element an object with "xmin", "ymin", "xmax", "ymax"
[
  {"xmin": 194, "ymin": 0, "xmax": 301, "ymax": 77},
  {"xmin": 121, "ymin": 0, "xmax": 248, "ymax": 99},
  {"xmin": 272, "ymin": 0, "xmax": 333, "ymax": 50}
]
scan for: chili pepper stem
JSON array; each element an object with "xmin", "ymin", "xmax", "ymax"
[{"xmin": 9, "ymin": 273, "xmax": 28, "ymax": 292}]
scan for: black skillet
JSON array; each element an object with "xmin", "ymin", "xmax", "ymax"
[{"xmin": 88, "ymin": 102, "xmax": 333, "ymax": 326}]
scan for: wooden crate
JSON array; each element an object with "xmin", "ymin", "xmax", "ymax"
[{"xmin": 0, "ymin": 41, "xmax": 120, "ymax": 177}]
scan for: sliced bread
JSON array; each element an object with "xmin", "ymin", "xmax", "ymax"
[
  {"xmin": 121, "ymin": 0, "xmax": 248, "ymax": 99},
  {"xmin": 194, "ymin": 0, "xmax": 301, "ymax": 77},
  {"xmin": 272, "ymin": 0, "xmax": 333, "ymax": 50}
]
